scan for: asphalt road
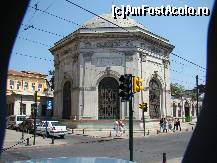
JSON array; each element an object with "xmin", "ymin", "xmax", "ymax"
[{"xmin": 0, "ymin": 131, "xmax": 193, "ymax": 163}]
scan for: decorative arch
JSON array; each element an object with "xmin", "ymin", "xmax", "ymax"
[
  {"xmin": 92, "ymin": 69, "xmax": 120, "ymax": 87},
  {"xmin": 173, "ymin": 103, "xmax": 177, "ymax": 117},
  {"xmin": 62, "ymin": 80, "xmax": 72, "ymax": 119},
  {"xmin": 178, "ymin": 103, "xmax": 182, "ymax": 117},
  {"xmin": 98, "ymin": 77, "xmax": 120, "ymax": 119},
  {"xmin": 184, "ymin": 101, "xmax": 190, "ymax": 118},
  {"xmin": 145, "ymin": 72, "xmax": 164, "ymax": 88},
  {"xmin": 149, "ymin": 78, "xmax": 161, "ymax": 119}
]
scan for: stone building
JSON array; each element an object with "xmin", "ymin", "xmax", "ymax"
[
  {"xmin": 49, "ymin": 14, "xmax": 174, "ymax": 121},
  {"xmin": 6, "ymin": 70, "xmax": 53, "ymax": 117},
  {"xmin": 171, "ymin": 98, "xmax": 202, "ymax": 122}
]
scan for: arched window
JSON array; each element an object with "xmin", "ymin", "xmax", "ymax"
[
  {"xmin": 173, "ymin": 103, "xmax": 177, "ymax": 117},
  {"xmin": 178, "ymin": 103, "xmax": 182, "ymax": 117},
  {"xmin": 62, "ymin": 81, "xmax": 71, "ymax": 119},
  {"xmin": 98, "ymin": 77, "xmax": 119, "ymax": 119},
  {"xmin": 149, "ymin": 79, "xmax": 161, "ymax": 119}
]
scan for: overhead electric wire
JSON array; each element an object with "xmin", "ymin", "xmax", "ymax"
[
  {"xmin": 17, "ymin": 36, "xmax": 51, "ymax": 47},
  {"xmin": 21, "ymin": 23, "xmax": 64, "ymax": 37},
  {"xmin": 15, "ymin": 1, "xmax": 206, "ymax": 89},
  {"xmin": 15, "ymin": 52, "xmax": 53, "ymax": 62},
  {"xmin": 26, "ymin": 1, "xmax": 206, "ymax": 73},
  {"xmin": 28, "ymin": 5, "xmax": 80, "ymax": 26}
]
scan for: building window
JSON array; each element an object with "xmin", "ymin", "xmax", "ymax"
[
  {"xmin": 24, "ymin": 82, "xmax": 28, "ymax": 91},
  {"xmin": 20, "ymin": 103, "xmax": 26, "ymax": 115},
  {"xmin": 38, "ymin": 84, "xmax": 42, "ymax": 92},
  {"xmin": 17, "ymin": 81, "xmax": 22, "ymax": 90},
  {"xmin": 178, "ymin": 103, "xmax": 182, "ymax": 117},
  {"xmin": 9, "ymin": 80, "xmax": 14, "ymax": 89},
  {"xmin": 32, "ymin": 83, "xmax": 35, "ymax": 91}
]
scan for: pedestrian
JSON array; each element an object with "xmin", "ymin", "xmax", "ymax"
[
  {"xmin": 159, "ymin": 118, "xmax": 164, "ymax": 132},
  {"xmin": 163, "ymin": 118, "xmax": 167, "ymax": 133},
  {"xmin": 173, "ymin": 118, "xmax": 177, "ymax": 131},
  {"xmin": 118, "ymin": 119, "xmax": 124, "ymax": 137},
  {"xmin": 177, "ymin": 118, "xmax": 181, "ymax": 131},
  {"xmin": 113, "ymin": 119, "xmax": 119, "ymax": 137},
  {"xmin": 168, "ymin": 118, "xmax": 173, "ymax": 131}
]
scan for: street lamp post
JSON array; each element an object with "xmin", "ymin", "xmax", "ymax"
[
  {"xmin": 20, "ymin": 79, "xmax": 23, "ymax": 115},
  {"xmin": 45, "ymin": 90, "xmax": 49, "ymax": 138}
]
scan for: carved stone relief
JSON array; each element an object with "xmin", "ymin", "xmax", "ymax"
[
  {"xmin": 92, "ymin": 57, "xmax": 123, "ymax": 67},
  {"xmin": 162, "ymin": 59, "xmax": 170, "ymax": 68},
  {"xmin": 83, "ymin": 52, "xmax": 93, "ymax": 62},
  {"xmin": 81, "ymin": 41, "xmax": 92, "ymax": 48},
  {"xmin": 93, "ymin": 40, "xmax": 134, "ymax": 49},
  {"xmin": 140, "ymin": 53, "xmax": 147, "ymax": 62},
  {"xmin": 141, "ymin": 41, "xmax": 164, "ymax": 56}
]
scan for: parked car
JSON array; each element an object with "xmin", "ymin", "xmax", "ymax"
[
  {"xmin": 36, "ymin": 121, "xmax": 67, "ymax": 138},
  {"xmin": 6, "ymin": 115, "xmax": 27, "ymax": 129},
  {"xmin": 18, "ymin": 118, "xmax": 41, "ymax": 133}
]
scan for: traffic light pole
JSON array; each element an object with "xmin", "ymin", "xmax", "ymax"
[
  {"xmin": 142, "ymin": 108, "xmax": 145, "ymax": 136},
  {"xmin": 33, "ymin": 91, "xmax": 37, "ymax": 145},
  {"xmin": 129, "ymin": 97, "xmax": 133, "ymax": 161},
  {"xmin": 196, "ymin": 75, "xmax": 199, "ymax": 118}
]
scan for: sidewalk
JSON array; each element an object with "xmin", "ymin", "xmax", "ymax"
[
  {"xmin": 167, "ymin": 157, "xmax": 182, "ymax": 163},
  {"xmin": 69, "ymin": 122, "xmax": 196, "ymax": 139},
  {"xmin": 2, "ymin": 129, "xmax": 67, "ymax": 151}
]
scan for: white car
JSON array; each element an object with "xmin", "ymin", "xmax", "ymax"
[
  {"xmin": 6, "ymin": 115, "xmax": 27, "ymax": 129},
  {"xmin": 36, "ymin": 121, "xmax": 67, "ymax": 138}
]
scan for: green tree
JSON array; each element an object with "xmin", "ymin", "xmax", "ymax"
[{"xmin": 170, "ymin": 83, "xmax": 185, "ymax": 98}]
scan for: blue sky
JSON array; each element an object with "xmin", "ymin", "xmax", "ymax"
[{"xmin": 9, "ymin": 0, "xmax": 215, "ymax": 89}]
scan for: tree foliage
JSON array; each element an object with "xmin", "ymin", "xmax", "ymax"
[
  {"xmin": 170, "ymin": 83, "xmax": 202, "ymax": 101},
  {"xmin": 170, "ymin": 83, "xmax": 185, "ymax": 98}
]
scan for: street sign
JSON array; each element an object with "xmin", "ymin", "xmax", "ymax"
[{"xmin": 47, "ymin": 100, "xmax": 52, "ymax": 110}]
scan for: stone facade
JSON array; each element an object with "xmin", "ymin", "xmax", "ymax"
[
  {"xmin": 171, "ymin": 97, "xmax": 202, "ymax": 122},
  {"xmin": 49, "ymin": 14, "xmax": 174, "ymax": 121}
]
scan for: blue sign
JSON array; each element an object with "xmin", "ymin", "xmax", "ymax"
[{"xmin": 47, "ymin": 100, "xmax": 52, "ymax": 110}]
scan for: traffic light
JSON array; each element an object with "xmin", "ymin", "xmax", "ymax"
[
  {"xmin": 139, "ymin": 102, "xmax": 148, "ymax": 112},
  {"xmin": 133, "ymin": 76, "xmax": 144, "ymax": 93},
  {"xmin": 119, "ymin": 74, "xmax": 133, "ymax": 102},
  {"xmin": 34, "ymin": 91, "xmax": 40, "ymax": 102}
]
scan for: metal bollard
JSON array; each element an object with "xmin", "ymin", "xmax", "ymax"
[
  {"xmin": 162, "ymin": 152, "xmax": 167, "ymax": 163},
  {"xmin": 83, "ymin": 128, "xmax": 85, "ymax": 135},
  {"xmin": 21, "ymin": 132, "xmax": 24, "ymax": 139},
  {"xmin": 109, "ymin": 130, "xmax": 112, "ymax": 137},
  {"xmin": 192, "ymin": 126, "xmax": 194, "ymax": 130},
  {"xmin": 26, "ymin": 138, "xmax": 30, "ymax": 146},
  {"xmin": 51, "ymin": 137, "xmax": 55, "ymax": 144}
]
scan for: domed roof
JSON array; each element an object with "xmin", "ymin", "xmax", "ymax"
[{"xmin": 83, "ymin": 13, "xmax": 148, "ymax": 30}]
